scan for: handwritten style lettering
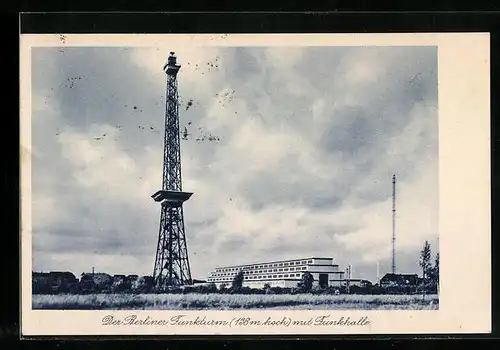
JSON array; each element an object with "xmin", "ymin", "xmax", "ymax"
[{"xmin": 101, "ymin": 314, "xmax": 371, "ymax": 328}]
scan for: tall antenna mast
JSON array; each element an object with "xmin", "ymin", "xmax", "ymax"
[{"xmin": 392, "ymin": 174, "xmax": 396, "ymax": 274}]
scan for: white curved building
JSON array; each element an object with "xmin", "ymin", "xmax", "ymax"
[{"xmin": 207, "ymin": 257, "xmax": 346, "ymax": 289}]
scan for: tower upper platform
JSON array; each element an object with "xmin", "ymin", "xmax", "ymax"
[{"xmin": 163, "ymin": 52, "xmax": 181, "ymax": 75}]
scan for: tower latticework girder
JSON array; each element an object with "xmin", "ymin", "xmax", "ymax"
[{"xmin": 152, "ymin": 52, "xmax": 192, "ymax": 291}]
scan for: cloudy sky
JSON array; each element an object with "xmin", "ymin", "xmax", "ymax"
[{"xmin": 31, "ymin": 44, "xmax": 438, "ymax": 283}]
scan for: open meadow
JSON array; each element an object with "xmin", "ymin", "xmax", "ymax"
[{"xmin": 33, "ymin": 293, "xmax": 439, "ymax": 310}]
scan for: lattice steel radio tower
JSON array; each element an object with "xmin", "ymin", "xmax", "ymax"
[{"xmin": 152, "ymin": 52, "xmax": 193, "ymax": 290}]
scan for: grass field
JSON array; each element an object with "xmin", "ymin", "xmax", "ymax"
[{"xmin": 32, "ymin": 293, "xmax": 439, "ymax": 310}]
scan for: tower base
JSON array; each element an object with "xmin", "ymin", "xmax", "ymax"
[{"xmin": 152, "ymin": 190, "xmax": 193, "ymax": 291}]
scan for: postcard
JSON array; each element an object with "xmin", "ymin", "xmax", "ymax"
[{"xmin": 20, "ymin": 33, "xmax": 491, "ymax": 336}]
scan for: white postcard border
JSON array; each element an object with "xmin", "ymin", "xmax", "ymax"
[{"xmin": 20, "ymin": 33, "xmax": 491, "ymax": 335}]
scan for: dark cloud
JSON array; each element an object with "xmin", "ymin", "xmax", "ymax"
[
  {"xmin": 227, "ymin": 47, "xmax": 264, "ymax": 85},
  {"xmin": 218, "ymin": 236, "xmax": 251, "ymax": 254},
  {"xmin": 240, "ymin": 169, "xmax": 346, "ymax": 212},
  {"xmin": 32, "ymin": 48, "xmax": 172, "ymax": 160},
  {"xmin": 321, "ymin": 106, "xmax": 382, "ymax": 157}
]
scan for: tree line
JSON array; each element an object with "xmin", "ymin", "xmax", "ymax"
[{"xmin": 33, "ymin": 242, "xmax": 439, "ymax": 296}]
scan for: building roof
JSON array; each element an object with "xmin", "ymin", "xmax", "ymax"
[
  {"xmin": 215, "ymin": 257, "xmax": 334, "ymax": 270},
  {"xmin": 380, "ymin": 273, "xmax": 419, "ymax": 284},
  {"xmin": 47, "ymin": 271, "xmax": 77, "ymax": 279},
  {"xmin": 33, "ymin": 272, "xmax": 51, "ymax": 278}
]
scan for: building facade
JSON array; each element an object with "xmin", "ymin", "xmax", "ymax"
[{"xmin": 207, "ymin": 257, "xmax": 345, "ymax": 289}]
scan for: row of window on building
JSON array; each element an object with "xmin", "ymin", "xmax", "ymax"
[
  {"xmin": 215, "ymin": 260, "xmax": 313, "ymax": 273},
  {"xmin": 208, "ymin": 272, "xmax": 303, "ymax": 283},
  {"xmin": 211, "ymin": 266, "xmax": 308, "ymax": 278}
]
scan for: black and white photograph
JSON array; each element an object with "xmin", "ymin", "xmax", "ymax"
[{"xmin": 20, "ymin": 33, "xmax": 490, "ymax": 335}]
